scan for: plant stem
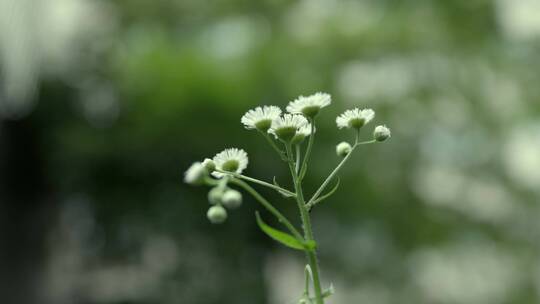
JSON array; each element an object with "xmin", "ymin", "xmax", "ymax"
[
  {"xmin": 295, "ymin": 145, "xmax": 301, "ymax": 174},
  {"xmin": 307, "ymin": 139, "xmax": 376, "ymax": 207},
  {"xmin": 230, "ymin": 178, "xmax": 304, "ymax": 241},
  {"xmin": 260, "ymin": 131, "xmax": 287, "ymax": 161},
  {"xmin": 299, "ymin": 117, "xmax": 316, "ymax": 180},
  {"xmin": 215, "ymin": 170, "xmax": 296, "ymax": 197},
  {"xmin": 285, "ymin": 143, "xmax": 325, "ymax": 304}
]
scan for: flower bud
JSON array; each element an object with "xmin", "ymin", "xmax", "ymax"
[
  {"xmin": 208, "ymin": 187, "xmax": 224, "ymax": 204},
  {"xmin": 222, "ymin": 189, "xmax": 242, "ymax": 209},
  {"xmin": 373, "ymin": 125, "xmax": 391, "ymax": 142},
  {"xmin": 202, "ymin": 158, "xmax": 215, "ymax": 171},
  {"xmin": 336, "ymin": 142, "xmax": 352, "ymax": 157},
  {"xmin": 184, "ymin": 162, "xmax": 206, "ymax": 185},
  {"xmin": 207, "ymin": 205, "xmax": 227, "ymax": 224}
]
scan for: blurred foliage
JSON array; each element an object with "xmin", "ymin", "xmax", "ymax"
[{"xmin": 2, "ymin": 0, "xmax": 540, "ymax": 303}]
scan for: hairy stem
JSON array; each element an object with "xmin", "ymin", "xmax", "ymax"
[{"xmin": 285, "ymin": 143, "xmax": 325, "ymax": 304}]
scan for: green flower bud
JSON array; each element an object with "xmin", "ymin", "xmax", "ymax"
[
  {"xmin": 336, "ymin": 142, "xmax": 352, "ymax": 157},
  {"xmin": 202, "ymin": 158, "xmax": 215, "ymax": 171},
  {"xmin": 222, "ymin": 189, "xmax": 242, "ymax": 209},
  {"xmin": 208, "ymin": 187, "xmax": 224, "ymax": 205},
  {"xmin": 184, "ymin": 162, "xmax": 206, "ymax": 185},
  {"xmin": 207, "ymin": 205, "xmax": 227, "ymax": 224},
  {"xmin": 373, "ymin": 125, "xmax": 391, "ymax": 142}
]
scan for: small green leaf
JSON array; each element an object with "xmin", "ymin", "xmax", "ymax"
[
  {"xmin": 255, "ymin": 212, "xmax": 305, "ymax": 250},
  {"xmin": 322, "ymin": 283, "xmax": 335, "ymax": 298}
]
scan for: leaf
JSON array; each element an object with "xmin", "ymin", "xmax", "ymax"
[
  {"xmin": 255, "ymin": 212, "xmax": 305, "ymax": 250},
  {"xmin": 322, "ymin": 284, "xmax": 335, "ymax": 298}
]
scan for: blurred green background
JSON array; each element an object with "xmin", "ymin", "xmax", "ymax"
[{"xmin": 1, "ymin": 0, "xmax": 540, "ymax": 303}]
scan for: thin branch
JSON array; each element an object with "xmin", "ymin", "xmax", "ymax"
[
  {"xmin": 214, "ymin": 169, "xmax": 296, "ymax": 197},
  {"xmin": 230, "ymin": 178, "xmax": 304, "ymax": 241},
  {"xmin": 299, "ymin": 117, "xmax": 316, "ymax": 180},
  {"xmin": 306, "ymin": 139, "xmax": 376, "ymax": 207}
]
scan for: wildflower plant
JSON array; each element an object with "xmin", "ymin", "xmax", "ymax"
[{"xmin": 184, "ymin": 92, "xmax": 390, "ymax": 304}]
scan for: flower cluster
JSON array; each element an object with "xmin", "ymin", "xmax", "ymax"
[
  {"xmin": 185, "ymin": 92, "xmax": 391, "ymax": 224},
  {"xmin": 183, "ymin": 91, "xmax": 392, "ymax": 303}
]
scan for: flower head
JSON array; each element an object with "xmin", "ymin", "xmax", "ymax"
[
  {"xmin": 241, "ymin": 105, "xmax": 282, "ymax": 132},
  {"xmin": 291, "ymin": 123, "xmax": 313, "ymax": 145},
  {"xmin": 373, "ymin": 125, "xmax": 391, "ymax": 142},
  {"xmin": 336, "ymin": 108, "xmax": 375, "ymax": 129},
  {"xmin": 286, "ymin": 92, "xmax": 331, "ymax": 117},
  {"xmin": 269, "ymin": 114, "xmax": 309, "ymax": 142},
  {"xmin": 184, "ymin": 162, "xmax": 206, "ymax": 185},
  {"xmin": 212, "ymin": 148, "xmax": 249, "ymax": 177}
]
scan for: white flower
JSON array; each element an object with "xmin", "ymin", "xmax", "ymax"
[
  {"xmin": 373, "ymin": 125, "xmax": 391, "ymax": 142},
  {"xmin": 286, "ymin": 92, "xmax": 331, "ymax": 117},
  {"xmin": 269, "ymin": 114, "xmax": 309, "ymax": 141},
  {"xmin": 184, "ymin": 162, "xmax": 206, "ymax": 185},
  {"xmin": 212, "ymin": 148, "xmax": 249, "ymax": 177},
  {"xmin": 336, "ymin": 108, "xmax": 375, "ymax": 129},
  {"xmin": 291, "ymin": 123, "xmax": 313, "ymax": 145},
  {"xmin": 241, "ymin": 105, "xmax": 282, "ymax": 131}
]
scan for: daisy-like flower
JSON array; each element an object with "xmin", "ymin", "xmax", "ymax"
[
  {"xmin": 291, "ymin": 123, "xmax": 313, "ymax": 145},
  {"xmin": 184, "ymin": 162, "xmax": 206, "ymax": 185},
  {"xmin": 286, "ymin": 92, "xmax": 331, "ymax": 117},
  {"xmin": 241, "ymin": 106, "xmax": 282, "ymax": 132},
  {"xmin": 269, "ymin": 114, "xmax": 309, "ymax": 142},
  {"xmin": 212, "ymin": 148, "xmax": 249, "ymax": 177},
  {"xmin": 336, "ymin": 108, "xmax": 375, "ymax": 129}
]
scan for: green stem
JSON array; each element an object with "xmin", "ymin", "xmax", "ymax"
[
  {"xmin": 261, "ymin": 131, "xmax": 287, "ymax": 161},
  {"xmin": 295, "ymin": 145, "xmax": 301, "ymax": 174},
  {"xmin": 214, "ymin": 170, "xmax": 295, "ymax": 197},
  {"xmin": 299, "ymin": 118, "xmax": 316, "ymax": 181},
  {"xmin": 285, "ymin": 143, "xmax": 325, "ymax": 304},
  {"xmin": 229, "ymin": 178, "xmax": 304, "ymax": 241},
  {"xmin": 304, "ymin": 265, "xmax": 312, "ymax": 297},
  {"xmin": 307, "ymin": 139, "xmax": 376, "ymax": 208}
]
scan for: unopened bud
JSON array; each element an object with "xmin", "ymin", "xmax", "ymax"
[
  {"xmin": 222, "ymin": 189, "xmax": 242, "ymax": 209},
  {"xmin": 208, "ymin": 187, "xmax": 224, "ymax": 205},
  {"xmin": 202, "ymin": 158, "xmax": 215, "ymax": 171},
  {"xmin": 184, "ymin": 162, "xmax": 206, "ymax": 185},
  {"xmin": 207, "ymin": 205, "xmax": 227, "ymax": 224},
  {"xmin": 336, "ymin": 142, "xmax": 352, "ymax": 157},
  {"xmin": 373, "ymin": 125, "xmax": 391, "ymax": 142}
]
